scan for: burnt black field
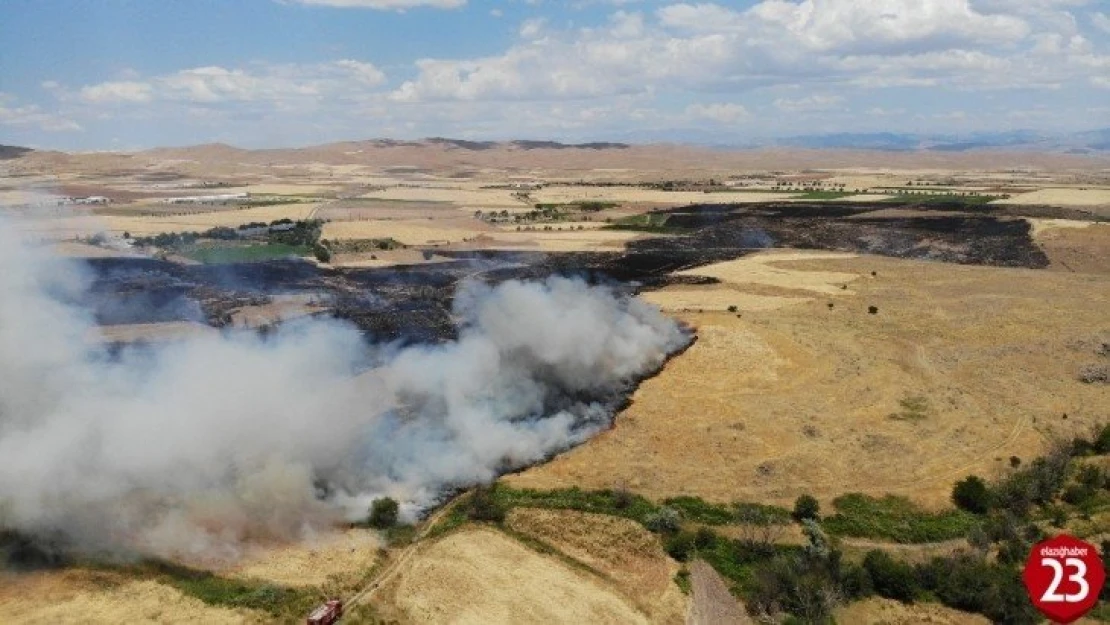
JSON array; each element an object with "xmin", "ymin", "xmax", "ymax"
[{"xmin": 84, "ymin": 200, "xmax": 1076, "ymax": 344}]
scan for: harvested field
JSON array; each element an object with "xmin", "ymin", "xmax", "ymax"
[
  {"xmin": 1030, "ymin": 222, "xmax": 1110, "ymax": 273},
  {"xmin": 92, "ymin": 321, "xmax": 217, "ymax": 344},
  {"xmin": 531, "ymin": 186, "xmax": 798, "ymax": 206},
  {"xmin": 0, "ymin": 572, "xmax": 259, "ymax": 624},
  {"xmin": 359, "ymin": 186, "xmax": 526, "ymax": 209},
  {"xmin": 381, "ymin": 528, "xmax": 649, "ymax": 624},
  {"xmin": 13, "ymin": 203, "xmax": 320, "ymax": 239},
  {"xmin": 506, "ymin": 508, "xmax": 687, "ymax": 623},
  {"xmin": 997, "ymin": 188, "xmax": 1110, "ymax": 209},
  {"xmin": 835, "ymin": 597, "xmax": 988, "ymax": 624},
  {"xmin": 322, "ymin": 218, "xmax": 487, "ymax": 244},
  {"xmin": 508, "ymin": 254, "xmax": 1110, "ymax": 509},
  {"xmin": 224, "ymin": 528, "xmax": 379, "ymax": 588}
]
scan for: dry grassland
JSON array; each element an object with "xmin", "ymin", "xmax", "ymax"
[
  {"xmin": 509, "ymin": 253, "xmax": 1110, "ymax": 509},
  {"xmin": 1033, "ymin": 222, "xmax": 1110, "ymax": 273},
  {"xmin": 380, "ymin": 528, "xmax": 649, "ymax": 624},
  {"xmin": 998, "ymin": 188, "xmax": 1110, "ymax": 207},
  {"xmin": 321, "ymin": 218, "xmax": 486, "ymax": 244},
  {"xmin": 506, "ymin": 508, "xmax": 687, "ymax": 623},
  {"xmin": 834, "ymin": 597, "xmax": 989, "ymax": 624},
  {"xmin": 14, "ymin": 203, "xmax": 320, "ymax": 239},
  {"xmin": 224, "ymin": 528, "xmax": 380, "ymax": 588},
  {"xmin": 0, "ymin": 572, "xmax": 259, "ymax": 624},
  {"xmin": 530, "ymin": 186, "xmax": 796, "ymax": 206}
]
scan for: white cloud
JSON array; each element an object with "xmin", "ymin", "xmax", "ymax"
[
  {"xmin": 774, "ymin": 94, "xmax": 845, "ymax": 112},
  {"xmin": 685, "ymin": 102, "xmax": 750, "ymax": 123},
  {"xmin": 390, "ymin": 0, "xmax": 1100, "ymax": 104},
  {"xmin": 282, "ymin": 0, "xmax": 464, "ymax": 9},
  {"xmin": 519, "ymin": 17, "xmax": 546, "ymax": 38},
  {"xmin": 0, "ymin": 94, "xmax": 81, "ymax": 132},
  {"xmin": 1092, "ymin": 12, "xmax": 1110, "ymax": 34},
  {"xmin": 77, "ymin": 60, "xmax": 386, "ymax": 106},
  {"xmin": 80, "ymin": 81, "xmax": 155, "ymax": 104}
]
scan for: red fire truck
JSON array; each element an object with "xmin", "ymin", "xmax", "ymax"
[{"xmin": 306, "ymin": 599, "xmax": 343, "ymax": 625}]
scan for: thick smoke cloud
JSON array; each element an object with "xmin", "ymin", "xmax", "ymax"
[{"xmin": 0, "ymin": 217, "xmax": 688, "ymax": 561}]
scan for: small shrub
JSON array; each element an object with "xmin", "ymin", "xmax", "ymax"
[
  {"xmin": 644, "ymin": 507, "xmax": 681, "ymax": 534},
  {"xmin": 674, "ymin": 568, "xmax": 691, "ymax": 594},
  {"xmin": 792, "ymin": 495, "xmax": 820, "ymax": 522},
  {"xmin": 1094, "ymin": 423, "xmax": 1110, "ymax": 454},
  {"xmin": 694, "ymin": 526, "xmax": 718, "ymax": 550},
  {"xmin": 863, "ymin": 550, "xmax": 918, "ymax": 603},
  {"xmin": 868, "ymin": 305, "xmax": 879, "ymax": 314},
  {"xmin": 727, "ymin": 305, "xmax": 738, "ymax": 313},
  {"xmin": 664, "ymin": 531, "xmax": 697, "ymax": 562},
  {"xmin": 611, "ymin": 488, "xmax": 634, "ymax": 510}
]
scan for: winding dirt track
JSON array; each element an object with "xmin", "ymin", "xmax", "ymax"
[{"xmin": 341, "ymin": 498, "xmax": 459, "ymax": 617}]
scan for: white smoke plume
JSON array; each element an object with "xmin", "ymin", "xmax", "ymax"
[{"xmin": 0, "ymin": 217, "xmax": 689, "ymax": 561}]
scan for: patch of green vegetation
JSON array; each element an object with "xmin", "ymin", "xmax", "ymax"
[
  {"xmin": 424, "ymin": 504, "xmax": 469, "ymax": 539},
  {"xmin": 327, "ymin": 238, "xmax": 405, "ymax": 253},
  {"xmin": 888, "ymin": 395, "xmax": 930, "ymax": 422},
  {"xmin": 792, "ymin": 191, "xmax": 858, "ymax": 200},
  {"xmin": 674, "ymin": 568, "xmax": 691, "ymax": 594},
  {"xmin": 181, "ymin": 243, "xmax": 311, "ymax": 264},
  {"xmin": 734, "ymin": 502, "xmax": 794, "ymax": 525},
  {"xmin": 880, "ymin": 194, "xmax": 1002, "ymax": 206},
  {"xmin": 601, "ymin": 212, "xmax": 687, "ymax": 233},
  {"xmin": 663, "ymin": 496, "xmax": 738, "ymax": 525},
  {"xmin": 822, "ymin": 493, "xmax": 980, "ymax": 543},
  {"xmin": 381, "ymin": 524, "xmax": 417, "ymax": 547},
  {"xmin": 241, "ymin": 197, "xmax": 306, "ymax": 207},
  {"xmin": 491, "ymin": 486, "xmax": 659, "ymax": 525},
  {"xmin": 104, "ymin": 559, "xmax": 318, "ymax": 617}
]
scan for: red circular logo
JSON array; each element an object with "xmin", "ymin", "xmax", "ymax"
[{"xmin": 1023, "ymin": 534, "xmax": 1105, "ymax": 624}]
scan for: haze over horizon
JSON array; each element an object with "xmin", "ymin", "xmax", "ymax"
[{"xmin": 2, "ymin": 0, "xmax": 1109, "ymax": 151}]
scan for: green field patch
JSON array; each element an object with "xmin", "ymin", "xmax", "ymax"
[
  {"xmin": 89, "ymin": 559, "xmax": 318, "ymax": 617},
  {"xmin": 181, "ymin": 242, "xmax": 311, "ymax": 264},
  {"xmin": 822, "ymin": 493, "xmax": 980, "ymax": 543},
  {"xmin": 791, "ymin": 191, "xmax": 859, "ymax": 200}
]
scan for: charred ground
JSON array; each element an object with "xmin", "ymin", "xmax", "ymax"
[{"xmin": 80, "ymin": 200, "xmax": 1077, "ymax": 344}]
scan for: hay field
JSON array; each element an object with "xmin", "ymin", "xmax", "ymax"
[
  {"xmin": 359, "ymin": 185, "xmax": 526, "ymax": 209},
  {"xmin": 530, "ymin": 186, "xmax": 796, "ymax": 206},
  {"xmin": 834, "ymin": 597, "xmax": 988, "ymax": 624},
  {"xmin": 481, "ymin": 227, "xmax": 650, "ymax": 252},
  {"xmin": 997, "ymin": 188, "xmax": 1110, "ymax": 207},
  {"xmin": 380, "ymin": 528, "xmax": 650, "ymax": 625},
  {"xmin": 506, "ymin": 508, "xmax": 687, "ymax": 623},
  {"xmin": 322, "ymin": 218, "xmax": 485, "ymax": 244},
  {"xmin": 14, "ymin": 203, "xmax": 320, "ymax": 239},
  {"xmin": 225, "ymin": 528, "xmax": 379, "ymax": 588},
  {"xmin": 0, "ymin": 572, "xmax": 259, "ymax": 624},
  {"xmin": 1033, "ymin": 222, "xmax": 1110, "ymax": 273},
  {"xmin": 509, "ymin": 253, "xmax": 1110, "ymax": 508}
]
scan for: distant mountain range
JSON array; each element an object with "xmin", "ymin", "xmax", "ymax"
[
  {"xmin": 609, "ymin": 128, "xmax": 1110, "ymax": 153},
  {"xmin": 4, "ymin": 130, "xmax": 1109, "ymax": 158}
]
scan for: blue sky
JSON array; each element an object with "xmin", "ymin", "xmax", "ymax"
[{"xmin": 1, "ymin": 0, "xmax": 1108, "ymax": 150}]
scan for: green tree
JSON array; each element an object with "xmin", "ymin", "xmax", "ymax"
[
  {"xmin": 792, "ymin": 495, "xmax": 820, "ymax": 522},
  {"xmin": 951, "ymin": 475, "xmax": 991, "ymax": 514},
  {"xmin": 368, "ymin": 497, "xmax": 399, "ymax": 529},
  {"xmin": 863, "ymin": 550, "xmax": 917, "ymax": 603},
  {"xmin": 467, "ymin": 484, "xmax": 506, "ymax": 523}
]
